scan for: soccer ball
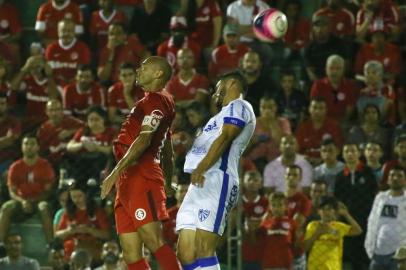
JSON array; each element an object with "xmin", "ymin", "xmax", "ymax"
[{"xmin": 253, "ymin": 8, "xmax": 288, "ymax": 42}]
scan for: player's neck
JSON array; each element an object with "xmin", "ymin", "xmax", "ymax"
[
  {"xmin": 243, "ymin": 190, "xmax": 259, "ymax": 201},
  {"xmin": 390, "ymin": 189, "xmax": 404, "ymax": 197},
  {"xmin": 285, "ymin": 187, "xmax": 298, "ymax": 197},
  {"xmin": 143, "ymin": 81, "xmax": 164, "ymax": 92},
  {"xmin": 179, "ymin": 68, "xmax": 195, "ymax": 80},
  {"xmin": 23, "ymin": 155, "xmax": 38, "ymax": 166},
  {"xmin": 222, "ymin": 93, "xmax": 241, "ymax": 107}
]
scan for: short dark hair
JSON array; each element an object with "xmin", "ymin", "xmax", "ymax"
[
  {"xmin": 120, "ymin": 62, "xmax": 135, "ymax": 71},
  {"xmin": 219, "ymin": 70, "xmax": 248, "ymax": 97},
  {"xmin": 390, "ymin": 165, "xmax": 406, "ymax": 176},
  {"xmin": 280, "ymin": 69, "xmax": 296, "ymax": 79},
  {"xmin": 269, "ymin": 192, "xmax": 286, "ymax": 202},
  {"xmin": 86, "ymin": 105, "xmax": 108, "ymax": 123},
  {"xmin": 319, "ymin": 196, "xmax": 339, "ymax": 209},
  {"xmin": 22, "ymin": 133, "xmax": 38, "ymax": 142},
  {"xmin": 312, "ymin": 179, "xmax": 328, "ymax": 187},
  {"xmin": 321, "ymin": 137, "xmax": 336, "ymax": 146},
  {"xmin": 286, "ymin": 164, "xmax": 302, "ymax": 176},
  {"xmin": 5, "ymin": 232, "xmax": 21, "ymax": 243},
  {"xmin": 310, "ymin": 96, "xmax": 327, "ymax": 104},
  {"xmin": 77, "ymin": 64, "xmax": 94, "ymax": 75}
]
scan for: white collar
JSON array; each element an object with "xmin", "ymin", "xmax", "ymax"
[
  {"xmin": 58, "ymin": 38, "xmax": 76, "ymax": 50},
  {"xmin": 99, "ymin": 9, "xmax": 117, "ymax": 23}
]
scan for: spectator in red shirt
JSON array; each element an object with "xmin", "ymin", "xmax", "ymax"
[
  {"xmin": 0, "ymin": 135, "xmax": 55, "ymax": 245},
  {"xmin": 296, "ymin": 97, "xmax": 343, "ymax": 166},
  {"xmin": 0, "ymin": 1, "xmax": 22, "ymax": 66},
  {"xmin": 37, "ymin": 99, "xmax": 84, "ymax": 168},
  {"xmin": 313, "ymin": 0, "xmax": 355, "ymax": 38},
  {"xmin": 107, "ymin": 62, "xmax": 144, "ymax": 126},
  {"xmin": 166, "ymin": 48, "xmax": 209, "ymax": 105},
  {"xmin": 381, "ymin": 134, "xmax": 406, "ymax": 189},
  {"xmin": 310, "ymin": 54, "xmax": 358, "ymax": 124},
  {"xmin": 63, "ymin": 65, "xmax": 105, "ymax": 120},
  {"xmin": 55, "ymin": 181, "xmax": 111, "ymax": 262},
  {"xmin": 46, "ymin": 19, "xmax": 91, "ymax": 85},
  {"xmin": 98, "ymin": 23, "xmax": 148, "ymax": 83},
  {"xmin": 157, "ymin": 16, "xmax": 202, "ymax": 69},
  {"xmin": 35, "ymin": 0, "xmax": 84, "ymax": 45},
  {"xmin": 208, "ymin": 24, "xmax": 250, "ymax": 81},
  {"xmin": 283, "ymin": 0, "xmax": 310, "ymax": 54}
]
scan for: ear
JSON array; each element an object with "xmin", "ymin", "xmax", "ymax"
[{"xmin": 155, "ymin": 70, "xmax": 164, "ymax": 79}]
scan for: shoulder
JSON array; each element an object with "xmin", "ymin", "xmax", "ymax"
[
  {"xmin": 45, "ymin": 42, "xmax": 59, "ymax": 52},
  {"xmin": 37, "ymin": 157, "xmax": 53, "ymax": 167},
  {"xmin": 9, "ymin": 159, "xmax": 24, "ymax": 170}
]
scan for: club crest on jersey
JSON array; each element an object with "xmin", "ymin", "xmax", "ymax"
[
  {"xmin": 135, "ymin": 208, "xmax": 146, "ymax": 220},
  {"xmin": 198, "ymin": 209, "xmax": 210, "ymax": 222}
]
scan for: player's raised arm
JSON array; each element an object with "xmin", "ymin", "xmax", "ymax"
[{"xmin": 161, "ymin": 135, "xmax": 176, "ymax": 196}]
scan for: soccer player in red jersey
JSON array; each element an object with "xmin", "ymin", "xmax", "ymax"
[{"xmin": 100, "ymin": 56, "xmax": 181, "ymax": 270}]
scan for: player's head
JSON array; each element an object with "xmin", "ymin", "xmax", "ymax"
[
  {"xmin": 243, "ymin": 170, "xmax": 262, "ymax": 193},
  {"xmin": 318, "ymin": 196, "xmax": 338, "ymax": 222},
  {"xmin": 136, "ymin": 56, "xmax": 172, "ymax": 91},
  {"xmin": 57, "ymin": 19, "xmax": 75, "ymax": 44},
  {"xmin": 269, "ymin": 192, "xmax": 286, "ymax": 217},
  {"xmin": 107, "ymin": 23, "xmax": 127, "ymax": 46},
  {"xmin": 213, "ymin": 70, "xmax": 247, "ymax": 107},
  {"xmin": 119, "ymin": 62, "xmax": 136, "ymax": 88},
  {"xmin": 284, "ymin": 165, "xmax": 302, "ymax": 190},
  {"xmin": 388, "ymin": 166, "xmax": 406, "ymax": 192}
]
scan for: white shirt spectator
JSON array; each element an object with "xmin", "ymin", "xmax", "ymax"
[{"xmin": 314, "ymin": 161, "xmax": 345, "ymax": 193}]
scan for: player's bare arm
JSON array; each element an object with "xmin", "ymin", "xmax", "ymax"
[
  {"xmin": 191, "ymin": 123, "xmax": 242, "ymax": 187},
  {"xmin": 161, "ymin": 137, "xmax": 176, "ymax": 197}
]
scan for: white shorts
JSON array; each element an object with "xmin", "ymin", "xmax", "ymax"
[{"xmin": 176, "ymin": 169, "xmax": 239, "ymax": 236}]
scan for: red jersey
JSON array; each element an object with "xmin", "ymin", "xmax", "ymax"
[
  {"xmin": 208, "ymin": 44, "xmax": 250, "ymax": 80},
  {"xmin": 63, "ymin": 82, "xmax": 105, "ymax": 118},
  {"xmin": 107, "ymin": 82, "xmax": 144, "ymax": 116},
  {"xmin": 310, "ymin": 77, "xmax": 358, "ymax": 122},
  {"xmin": 157, "ymin": 37, "xmax": 201, "ymax": 68},
  {"xmin": 45, "ymin": 39, "xmax": 91, "ymax": 84},
  {"xmin": 190, "ymin": 0, "xmax": 222, "ymax": 48},
  {"xmin": 260, "ymin": 216, "xmax": 296, "ymax": 269},
  {"xmin": 0, "ymin": 115, "xmax": 21, "ymax": 162},
  {"xmin": 35, "ymin": 0, "xmax": 83, "ymax": 40},
  {"xmin": 284, "ymin": 17, "xmax": 311, "ymax": 50},
  {"xmin": 37, "ymin": 115, "xmax": 84, "ymax": 163},
  {"xmin": 295, "ymin": 118, "xmax": 343, "ymax": 159},
  {"xmin": 98, "ymin": 35, "xmax": 145, "ymax": 82},
  {"xmin": 20, "ymin": 75, "xmax": 52, "ymax": 119},
  {"xmin": 314, "ymin": 7, "xmax": 355, "ymax": 37},
  {"xmin": 7, "ymin": 158, "xmax": 55, "ymax": 200},
  {"xmin": 242, "ymin": 195, "xmax": 269, "ymax": 219},
  {"xmin": 356, "ymin": 3, "xmax": 399, "ymax": 32},
  {"xmin": 0, "ymin": 3, "xmax": 22, "ymax": 36},
  {"xmin": 89, "ymin": 9, "xmax": 127, "ymax": 50},
  {"xmin": 355, "ymin": 42, "xmax": 401, "ymax": 76},
  {"xmin": 162, "ymin": 206, "xmax": 179, "ymax": 248},
  {"xmin": 166, "ymin": 72, "xmax": 209, "ymax": 102},
  {"xmin": 73, "ymin": 126, "xmax": 116, "ymax": 150}
]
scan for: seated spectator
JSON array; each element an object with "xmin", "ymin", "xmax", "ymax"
[
  {"xmin": 246, "ymin": 96, "xmax": 291, "ymax": 171},
  {"xmin": 364, "ymin": 142, "xmax": 384, "ymax": 183},
  {"xmin": 37, "ymin": 99, "xmax": 84, "ymax": 168},
  {"xmin": 98, "ymin": 23, "xmax": 148, "ymax": 83},
  {"xmin": 365, "ymin": 166, "xmax": 406, "ymax": 270},
  {"xmin": 185, "ymin": 101, "xmax": 210, "ymax": 136},
  {"xmin": 55, "ymin": 181, "xmax": 111, "ymax": 262},
  {"xmin": 69, "ymin": 249, "xmax": 91, "ymax": 270},
  {"xmin": 382, "ymin": 134, "xmax": 406, "ymax": 188},
  {"xmin": 304, "ymin": 196, "xmax": 362, "ymax": 270},
  {"xmin": 94, "ymin": 240, "xmax": 126, "ymax": 270},
  {"xmin": 62, "ymin": 65, "xmax": 105, "ymax": 121},
  {"xmin": 66, "ymin": 106, "xmax": 115, "ymax": 182},
  {"xmin": 0, "ymin": 57, "xmax": 15, "ymax": 107},
  {"xmin": 130, "ymin": 0, "xmax": 171, "ymax": 53},
  {"xmin": 263, "ymin": 135, "xmax": 313, "ymax": 194},
  {"xmin": 356, "ymin": 61, "xmax": 396, "ymax": 124},
  {"xmin": 313, "ymin": 138, "xmax": 345, "ymax": 193},
  {"xmin": 35, "ymin": 0, "xmax": 84, "ymax": 45},
  {"xmin": 310, "ymin": 54, "xmax": 358, "ymax": 124},
  {"xmin": 313, "ymin": 0, "xmax": 355, "ymax": 38},
  {"xmin": 394, "ymin": 246, "xmax": 406, "ymax": 270},
  {"xmin": 0, "ymin": 135, "xmax": 55, "ymax": 245},
  {"xmin": 274, "ymin": 70, "xmax": 308, "ymax": 130},
  {"xmin": 355, "ymin": 27, "xmax": 401, "ymax": 81},
  {"xmin": 296, "ymin": 97, "xmax": 343, "ymax": 165},
  {"xmin": 107, "ymin": 62, "xmax": 144, "ymax": 126},
  {"xmin": 90, "ymin": 0, "xmax": 127, "ymax": 52},
  {"xmin": 334, "ymin": 143, "xmax": 378, "ymax": 269},
  {"xmin": 308, "ymin": 180, "xmax": 328, "ymax": 222},
  {"xmin": 208, "ymin": 24, "xmax": 250, "ymax": 81},
  {"xmin": 356, "ymin": 0, "xmax": 400, "ymax": 42},
  {"xmin": 45, "ymin": 19, "xmax": 91, "ymax": 85},
  {"xmin": 48, "ymin": 239, "xmax": 68, "ymax": 270},
  {"xmin": 0, "ymin": 233, "xmax": 40, "ymax": 270},
  {"xmin": 348, "ymin": 103, "xmax": 391, "ymax": 157},
  {"xmin": 0, "ymin": 93, "xmax": 21, "ymax": 174},
  {"xmin": 304, "ymin": 15, "xmax": 351, "ymax": 82},
  {"xmin": 166, "ymin": 48, "xmax": 210, "ymax": 105},
  {"xmin": 0, "ymin": 1, "xmax": 22, "ymax": 66},
  {"xmin": 53, "ymin": 186, "xmax": 70, "ymax": 232},
  {"xmin": 157, "ymin": 16, "xmax": 201, "ymax": 69}
]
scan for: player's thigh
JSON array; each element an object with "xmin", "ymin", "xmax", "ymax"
[
  {"xmin": 177, "ymin": 229, "xmax": 197, "ymax": 264},
  {"xmin": 176, "ymin": 183, "xmax": 198, "ymax": 232},
  {"xmin": 137, "ymin": 221, "xmax": 165, "ymax": 252},
  {"xmin": 119, "ymin": 231, "xmax": 144, "ymax": 263},
  {"xmin": 195, "ymin": 228, "xmax": 220, "ymax": 258}
]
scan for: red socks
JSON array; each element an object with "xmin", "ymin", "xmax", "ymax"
[
  {"xmin": 154, "ymin": 244, "xmax": 182, "ymax": 270},
  {"xmin": 127, "ymin": 258, "xmax": 150, "ymax": 270}
]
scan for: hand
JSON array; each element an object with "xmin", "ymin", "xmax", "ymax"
[
  {"xmin": 22, "ymin": 56, "xmax": 39, "ymax": 73},
  {"xmin": 191, "ymin": 165, "xmax": 206, "ymax": 188},
  {"xmin": 100, "ymin": 170, "xmax": 120, "ymax": 199},
  {"xmin": 75, "ymin": 225, "xmax": 90, "ymax": 234},
  {"xmin": 337, "ymin": 201, "xmax": 349, "ymax": 217},
  {"xmin": 21, "ymin": 200, "xmax": 33, "ymax": 213},
  {"xmin": 82, "ymin": 140, "xmax": 97, "ymax": 152},
  {"xmin": 6, "ymin": 129, "xmax": 13, "ymax": 138},
  {"xmin": 43, "ymin": 60, "xmax": 53, "ymax": 77},
  {"xmin": 107, "ymin": 37, "xmax": 120, "ymax": 50},
  {"xmin": 58, "ymin": 129, "xmax": 73, "ymax": 140}
]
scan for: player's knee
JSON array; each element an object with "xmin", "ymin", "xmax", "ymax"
[{"xmin": 140, "ymin": 232, "xmax": 164, "ymax": 253}]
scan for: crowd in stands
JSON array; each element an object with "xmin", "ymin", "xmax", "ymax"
[{"xmin": 0, "ymin": 0, "xmax": 405, "ymax": 269}]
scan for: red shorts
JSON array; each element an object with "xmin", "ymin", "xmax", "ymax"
[{"xmin": 114, "ymin": 173, "xmax": 168, "ymax": 234}]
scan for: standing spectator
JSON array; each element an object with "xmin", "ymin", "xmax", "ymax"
[
  {"xmin": 0, "ymin": 233, "xmax": 40, "ymax": 270},
  {"xmin": 130, "ymin": 0, "xmax": 171, "ymax": 53},
  {"xmin": 98, "ymin": 23, "xmax": 148, "ymax": 83},
  {"xmin": 394, "ymin": 246, "xmax": 406, "ymax": 270},
  {"xmin": 313, "ymin": 138, "xmax": 345, "ymax": 193},
  {"xmin": 48, "ymin": 240, "xmax": 68, "ymax": 270},
  {"xmin": 304, "ymin": 196, "xmax": 362, "ymax": 270},
  {"xmin": 45, "ymin": 19, "xmax": 91, "ymax": 85},
  {"xmin": 0, "ymin": 1, "xmax": 22, "ymax": 66},
  {"xmin": 90, "ymin": 0, "xmax": 127, "ymax": 52},
  {"xmin": 308, "ymin": 180, "xmax": 328, "ymax": 222},
  {"xmin": 263, "ymin": 135, "xmax": 313, "ymax": 194},
  {"xmin": 37, "ymin": 99, "xmax": 84, "ymax": 168},
  {"xmin": 0, "ymin": 135, "xmax": 55, "ymax": 245},
  {"xmin": 310, "ymin": 55, "xmax": 358, "ymax": 123},
  {"xmin": 35, "ymin": 0, "xmax": 84, "ymax": 45},
  {"xmin": 313, "ymin": 0, "xmax": 355, "ymax": 38},
  {"xmin": 107, "ymin": 62, "xmax": 144, "ymax": 126},
  {"xmin": 94, "ymin": 240, "xmax": 126, "ymax": 270},
  {"xmin": 365, "ymin": 166, "xmax": 406, "ymax": 270},
  {"xmin": 185, "ymin": 101, "xmax": 210, "ymax": 136},
  {"xmin": 382, "ymin": 134, "xmax": 406, "ymax": 189},
  {"xmin": 63, "ymin": 65, "xmax": 105, "ymax": 120},
  {"xmin": 208, "ymin": 24, "xmax": 250, "ymax": 81},
  {"xmin": 335, "ymin": 143, "xmax": 378, "ymax": 270},
  {"xmin": 364, "ymin": 141, "xmax": 384, "ymax": 184},
  {"xmin": 296, "ymin": 97, "xmax": 343, "ymax": 166},
  {"xmin": 166, "ymin": 48, "xmax": 210, "ymax": 105}
]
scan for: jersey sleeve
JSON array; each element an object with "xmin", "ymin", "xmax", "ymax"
[
  {"xmin": 35, "ymin": 4, "xmax": 47, "ymax": 31},
  {"xmin": 304, "ymin": 221, "xmax": 317, "ymax": 241},
  {"xmin": 140, "ymin": 94, "xmax": 166, "ymax": 131},
  {"xmin": 223, "ymin": 99, "xmax": 252, "ymax": 129}
]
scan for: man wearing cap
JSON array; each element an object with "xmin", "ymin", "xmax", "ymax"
[
  {"xmin": 208, "ymin": 24, "xmax": 250, "ymax": 81},
  {"xmin": 157, "ymin": 16, "xmax": 201, "ymax": 69},
  {"xmin": 381, "ymin": 134, "xmax": 406, "ymax": 188},
  {"xmin": 394, "ymin": 246, "xmax": 406, "ymax": 270}
]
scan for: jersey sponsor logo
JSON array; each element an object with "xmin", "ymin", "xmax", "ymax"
[
  {"xmin": 198, "ymin": 209, "xmax": 210, "ymax": 222},
  {"xmin": 48, "ymin": 61, "xmax": 78, "ymax": 69},
  {"xmin": 204, "ymin": 121, "xmax": 218, "ymax": 132},
  {"xmin": 254, "ymin": 205, "xmax": 265, "ymax": 215},
  {"xmin": 267, "ymin": 229, "xmax": 289, "ymax": 236},
  {"xmin": 142, "ymin": 109, "xmax": 164, "ymax": 131},
  {"xmin": 135, "ymin": 208, "xmax": 147, "ymax": 220},
  {"xmin": 381, "ymin": 204, "xmax": 398, "ymax": 218},
  {"xmin": 71, "ymin": 52, "xmax": 79, "ymax": 60},
  {"xmin": 225, "ymin": 184, "xmax": 239, "ymax": 220}
]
